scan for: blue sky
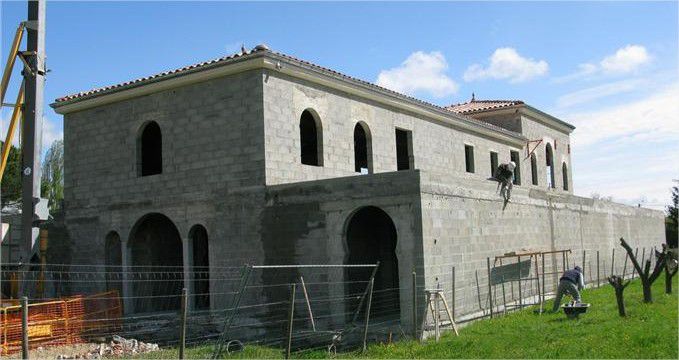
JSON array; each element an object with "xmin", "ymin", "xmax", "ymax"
[{"xmin": 2, "ymin": 1, "xmax": 678, "ymax": 209}]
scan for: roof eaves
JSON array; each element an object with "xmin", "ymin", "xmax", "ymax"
[
  {"xmin": 50, "ymin": 50, "xmax": 268, "ymax": 108},
  {"xmin": 522, "ymin": 105, "xmax": 576, "ymax": 131},
  {"xmin": 51, "ymin": 48, "xmax": 526, "ymax": 143}
]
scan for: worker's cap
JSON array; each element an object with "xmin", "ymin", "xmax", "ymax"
[
  {"xmin": 510, "ymin": 161, "xmax": 516, "ymax": 167},
  {"xmin": 574, "ymin": 266, "xmax": 582, "ymax": 273}
]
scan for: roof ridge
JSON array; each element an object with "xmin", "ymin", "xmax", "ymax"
[
  {"xmin": 52, "ymin": 46, "xmax": 526, "ymax": 140},
  {"xmin": 53, "ymin": 47, "xmax": 268, "ymax": 103},
  {"xmin": 471, "ymin": 99, "xmax": 523, "ymax": 104}
]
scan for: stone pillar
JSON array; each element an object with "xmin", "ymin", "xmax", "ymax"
[
  {"xmin": 120, "ymin": 238, "xmax": 134, "ymax": 314},
  {"xmin": 183, "ymin": 236, "xmax": 194, "ymax": 310}
]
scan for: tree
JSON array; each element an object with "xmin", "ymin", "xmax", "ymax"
[
  {"xmin": 619, "ymin": 237, "xmax": 666, "ymax": 303},
  {"xmin": 663, "ymin": 244, "xmax": 678, "ymax": 294},
  {"xmin": 666, "ymin": 183, "xmax": 678, "ymax": 248},
  {"xmin": 40, "ymin": 139, "xmax": 64, "ymax": 211},
  {"xmin": 607, "ymin": 275, "xmax": 631, "ymax": 317},
  {"xmin": 1, "ymin": 142, "xmax": 22, "ymax": 206}
]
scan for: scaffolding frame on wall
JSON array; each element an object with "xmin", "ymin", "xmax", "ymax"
[{"xmin": 488, "ymin": 249, "xmax": 572, "ymax": 316}]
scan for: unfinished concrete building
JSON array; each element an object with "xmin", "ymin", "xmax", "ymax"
[{"xmin": 50, "ymin": 45, "xmax": 665, "ymax": 327}]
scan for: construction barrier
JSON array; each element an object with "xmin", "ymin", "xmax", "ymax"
[{"xmin": 0, "ymin": 291, "xmax": 122, "ymax": 355}]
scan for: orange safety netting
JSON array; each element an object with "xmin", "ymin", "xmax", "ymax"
[{"xmin": 0, "ymin": 291, "xmax": 122, "ymax": 355}]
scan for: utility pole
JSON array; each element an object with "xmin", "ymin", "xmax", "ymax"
[{"xmin": 20, "ymin": 0, "xmax": 46, "ymax": 285}]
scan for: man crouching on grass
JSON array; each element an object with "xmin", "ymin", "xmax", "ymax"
[{"xmin": 551, "ymin": 266, "xmax": 585, "ymax": 312}]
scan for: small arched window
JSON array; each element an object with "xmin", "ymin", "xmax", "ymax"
[
  {"xmin": 138, "ymin": 121, "xmax": 162, "ymax": 176},
  {"xmin": 299, "ymin": 110, "xmax": 323, "ymax": 166},
  {"xmin": 545, "ymin": 143, "xmax": 555, "ymax": 188},
  {"xmin": 530, "ymin": 153, "xmax": 538, "ymax": 186},
  {"xmin": 354, "ymin": 122, "xmax": 372, "ymax": 174},
  {"xmin": 562, "ymin": 162, "xmax": 569, "ymax": 191}
]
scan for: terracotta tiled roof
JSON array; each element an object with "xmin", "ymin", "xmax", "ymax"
[
  {"xmin": 51, "ymin": 45, "xmax": 525, "ymax": 140},
  {"xmin": 446, "ymin": 99, "xmax": 524, "ymax": 114},
  {"xmin": 53, "ymin": 47, "xmax": 267, "ymax": 104}
]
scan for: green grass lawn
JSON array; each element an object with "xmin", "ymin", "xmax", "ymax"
[{"xmin": 133, "ymin": 274, "xmax": 677, "ymax": 359}]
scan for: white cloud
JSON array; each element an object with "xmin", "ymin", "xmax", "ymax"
[
  {"xmin": 556, "ymin": 78, "xmax": 644, "ymax": 108},
  {"xmin": 376, "ymin": 51, "xmax": 459, "ymax": 98},
  {"xmin": 600, "ymin": 45, "xmax": 651, "ymax": 74},
  {"xmin": 567, "ymin": 83, "xmax": 679, "ymax": 147},
  {"xmin": 554, "ymin": 45, "xmax": 651, "ymax": 83},
  {"xmin": 1, "ymin": 113, "xmax": 21, "ymax": 147},
  {"xmin": 0, "ymin": 114, "xmax": 62, "ymax": 152},
  {"xmin": 463, "ymin": 48, "xmax": 548, "ymax": 83},
  {"xmin": 41, "ymin": 116, "xmax": 63, "ymax": 152},
  {"xmin": 567, "ymin": 84, "xmax": 679, "ymax": 209}
]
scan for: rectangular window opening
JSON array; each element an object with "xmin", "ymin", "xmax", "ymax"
[
  {"xmin": 490, "ymin": 151, "xmax": 498, "ymax": 177},
  {"xmin": 510, "ymin": 150, "xmax": 521, "ymax": 185},
  {"xmin": 465, "ymin": 145, "xmax": 475, "ymax": 173},
  {"xmin": 531, "ymin": 156, "xmax": 538, "ymax": 186},
  {"xmin": 395, "ymin": 129, "xmax": 413, "ymax": 171}
]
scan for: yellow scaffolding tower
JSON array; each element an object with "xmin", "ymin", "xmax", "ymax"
[{"xmin": 0, "ymin": 22, "xmax": 27, "ymax": 180}]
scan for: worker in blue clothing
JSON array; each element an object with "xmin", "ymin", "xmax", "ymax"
[{"xmin": 551, "ymin": 266, "xmax": 585, "ymax": 312}]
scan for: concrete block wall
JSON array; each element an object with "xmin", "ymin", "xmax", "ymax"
[
  {"xmin": 418, "ymin": 171, "xmax": 664, "ymax": 319},
  {"xmin": 520, "ymin": 114, "xmax": 573, "ymax": 192},
  {"xmin": 60, "ymin": 69, "xmax": 266, "ymax": 298},
  {"xmin": 261, "ymin": 71, "xmax": 530, "ymax": 188},
  {"xmin": 467, "ymin": 110, "xmax": 573, "ymax": 193},
  {"xmin": 261, "ymin": 170, "xmax": 424, "ymax": 329}
]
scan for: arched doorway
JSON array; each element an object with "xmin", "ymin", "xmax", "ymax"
[
  {"xmin": 189, "ymin": 225, "xmax": 210, "ymax": 309},
  {"xmin": 105, "ymin": 231, "xmax": 123, "ymax": 296},
  {"xmin": 345, "ymin": 206, "xmax": 400, "ymax": 318},
  {"xmin": 128, "ymin": 213, "xmax": 183, "ymax": 313}
]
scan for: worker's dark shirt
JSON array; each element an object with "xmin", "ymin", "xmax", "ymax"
[
  {"xmin": 495, "ymin": 164, "xmax": 514, "ymax": 182},
  {"xmin": 560, "ymin": 269, "xmax": 584, "ymax": 289}
]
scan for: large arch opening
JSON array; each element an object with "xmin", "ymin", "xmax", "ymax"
[
  {"xmin": 299, "ymin": 109, "xmax": 323, "ymax": 166},
  {"xmin": 128, "ymin": 213, "xmax": 183, "ymax": 313},
  {"xmin": 105, "ymin": 231, "xmax": 123, "ymax": 296},
  {"xmin": 345, "ymin": 206, "xmax": 400, "ymax": 319},
  {"xmin": 545, "ymin": 143, "xmax": 555, "ymax": 188},
  {"xmin": 138, "ymin": 121, "xmax": 163, "ymax": 176},
  {"xmin": 189, "ymin": 224, "xmax": 210, "ymax": 310},
  {"xmin": 353, "ymin": 122, "xmax": 372, "ymax": 174}
]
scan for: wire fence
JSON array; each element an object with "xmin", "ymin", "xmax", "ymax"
[{"xmin": 0, "ymin": 244, "xmax": 661, "ymax": 358}]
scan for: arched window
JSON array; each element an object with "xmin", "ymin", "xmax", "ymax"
[
  {"xmin": 353, "ymin": 122, "xmax": 372, "ymax": 174},
  {"xmin": 562, "ymin": 162, "xmax": 569, "ymax": 191},
  {"xmin": 138, "ymin": 121, "xmax": 162, "ymax": 176},
  {"xmin": 545, "ymin": 143, "xmax": 555, "ymax": 188},
  {"xmin": 299, "ymin": 110, "xmax": 322, "ymax": 166},
  {"xmin": 104, "ymin": 231, "xmax": 122, "ymax": 295},
  {"xmin": 530, "ymin": 153, "xmax": 538, "ymax": 186},
  {"xmin": 190, "ymin": 225, "xmax": 210, "ymax": 309}
]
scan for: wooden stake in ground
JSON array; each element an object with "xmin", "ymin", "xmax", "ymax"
[
  {"xmin": 607, "ymin": 275, "xmax": 631, "ymax": 317},
  {"xmin": 619, "ymin": 237, "xmax": 666, "ymax": 303}
]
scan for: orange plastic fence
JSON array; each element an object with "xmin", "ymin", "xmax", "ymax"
[{"xmin": 0, "ymin": 291, "xmax": 122, "ymax": 355}]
